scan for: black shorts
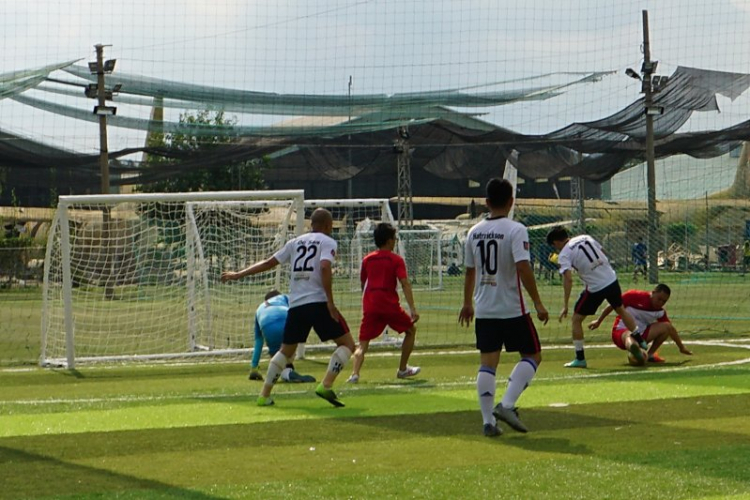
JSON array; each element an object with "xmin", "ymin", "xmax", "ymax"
[
  {"xmin": 283, "ymin": 302, "xmax": 349, "ymax": 344},
  {"xmin": 574, "ymin": 280, "xmax": 623, "ymax": 316},
  {"xmin": 475, "ymin": 314, "xmax": 541, "ymax": 354}
]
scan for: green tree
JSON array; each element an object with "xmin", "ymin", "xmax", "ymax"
[{"xmin": 139, "ymin": 110, "xmax": 265, "ymax": 193}]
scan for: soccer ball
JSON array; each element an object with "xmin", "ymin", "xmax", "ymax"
[{"xmin": 627, "ymin": 352, "xmax": 646, "ymax": 367}]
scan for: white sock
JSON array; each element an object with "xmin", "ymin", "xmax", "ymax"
[
  {"xmin": 280, "ymin": 367, "xmax": 292, "ymax": 382},
  {"xmin": 325, "ymin": 346, "xmax": 352, "ymax": 385},
  {"xmin": 265, "ymin": 351, "xmax": 288, "ymax": 385},
  {"xmin": 573, "ymin": 339, "xmax": 585, "ymax": 357},
  {"xmin": 296, "ymin": 343, "xmax": 306, "ymax": 359},
  {"xmin": 477, "ymin": 366, "xmax": 496, "ymax": 425},
  {"xmin": 501, "ymin": 358, "xmax": 538, "ymax": 409}
]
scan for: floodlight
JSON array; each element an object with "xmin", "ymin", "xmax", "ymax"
[
  {"xmin": 625, "ymin": 68, "xmax": 641, "ymax": 80},
  {"xmin": 84, "ymin": 84, "xmax": 98, "ymax": 98},
  {"xmin": 112, "ymin": 83, "xmax": 122, "ymax": 93},
  {"xmin": 94, "ymin": 105, "xmax": 117, "ymax": 116},
  {"xmin": 645, "ymin": 106, "xmax": 664, "ymax": 116},
  {"xmin": 103, "ymin": 59, "xmax": 117, "ymax": 73},
  {"xmin": 641, "ymin": 60, "xmax": 658, "ymax": 74},
  {"xmin": 88, "ymin": 62, "xmax": 99, "ymax": 74}
]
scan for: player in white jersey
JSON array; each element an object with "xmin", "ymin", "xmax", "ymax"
[
  {"xmin": 546, "ymin": 227, "xmax": 642, "ymax": 368},
  {"xmin": 221, "ymin": 208, "xmax": 355, "ymax": 407},
  {"xmin": 459, "ymin": 178, "xmax": 549, "ymax": 437}
]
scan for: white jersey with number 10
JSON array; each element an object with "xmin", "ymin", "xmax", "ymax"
[
  {"xmin": 273, "ymin": 232, "xmax": 337, "ymax": 308},
  {"xmin": 464, "ymin": 216, "xmax": 531, "ymax": 319}
]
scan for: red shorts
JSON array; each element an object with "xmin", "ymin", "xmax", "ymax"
[
  {"xmin": 612, "ymin": 325, "xmax": 651, "ymax": 350},
  {"xmin": 359, "ymin": 306, "xmax": 413, "ymax": 341}
]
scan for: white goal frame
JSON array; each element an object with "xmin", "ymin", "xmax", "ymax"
[{"xmin": 41, "ymin": 190, "xmax": 304, "ymax": 368}]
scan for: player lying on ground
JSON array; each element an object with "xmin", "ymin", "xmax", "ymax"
[
  {"xmin": 347, "ymin": 222, "xmax": 420, "ymax": 383},
  {"xmin": 588, "ymin": 283, "xmax": 693, "ymax": 365},
  {"xmin": 250, "ymin": 290, "xmax": 315, "ymax": 383}
]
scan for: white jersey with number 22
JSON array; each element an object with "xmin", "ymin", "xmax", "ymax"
[{"xmin": 273, "ymin": 232, "xmax": 337, "ymax": 308}]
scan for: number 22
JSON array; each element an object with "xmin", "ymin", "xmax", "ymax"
[{"xmin": 293, "ymin": 244, "xmax": 318, "ymax": 272}]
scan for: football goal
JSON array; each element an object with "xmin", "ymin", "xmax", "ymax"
[{"xmin": 41, "ymin": 190, "xmax": 304, "ymax": 368}]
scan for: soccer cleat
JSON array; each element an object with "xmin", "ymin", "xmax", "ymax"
[
  {"xmin": 346, "ymin": 374, "xmax": 360, "ymax": 384},
  {"xmin": 493, "ymin": 404, "xmax": 528, "ymax": 433},
  {"xmin": 564, "ymin": 359, "xmax": 587, "ymax": 368},
  {"xmin": 315, "ymin": 383, "xmax": 345, "ymax": 407},
  {"xmin": 629, "ymin": 342, "xmax": 646, "ymax": 364},
  {"xmin": 256, "ymin": 396, "xmax": 274, "ymax": 406},
  {"xmin": 648, "ymin": 352, "xmax": 666, "ymax": 363},
  {"xmin": 397, "ymin": 366, "xmax": 421, "ymax": 379},
  {"xmin": 286, "ymin": 370, "xmax": 316, "ymax": 383},
  {"xmin": 248, "ymin": 370, "xmax": 263, "ymax": 381},
  {"xmin": 483, "ymin": 423, "xmax": 502, "ymax": 437}
]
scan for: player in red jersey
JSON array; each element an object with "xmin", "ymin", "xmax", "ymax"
[
  {"xmin": 347, "ymin": 222, "xmax": 420, "ymax": 383},
  {"xmin": 588, "ymin": 283, "xmax": 693, "ymax": 365}
]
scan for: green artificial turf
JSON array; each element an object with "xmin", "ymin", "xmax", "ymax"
[{"xmin": 1, "ymin": 344, "xmax": 749, "ymax": 499}]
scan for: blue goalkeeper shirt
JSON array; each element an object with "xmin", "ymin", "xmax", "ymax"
[{"xmin": 252, "ymin": 294, "xmax": 289, "ymax": 368}]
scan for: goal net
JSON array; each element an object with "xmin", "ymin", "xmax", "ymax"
[
  {"xmin": 301, "ymin": 199, "xmax": 441, "ymax": 351},
  {"xmin": 41, "ymin": 190, "xmax": 304, "ymax": 368}
]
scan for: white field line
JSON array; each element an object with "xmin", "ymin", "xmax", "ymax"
[
  {"xmin": 3, "ymin": 338, "xmax": 749, "ymax": 374},
  {"xmin": 2, "ymin": 341, "xmax": 749, "ymax": 407}
]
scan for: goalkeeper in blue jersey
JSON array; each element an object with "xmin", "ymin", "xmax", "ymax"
[{"xmin": 250, "ymin": 290, "xmax": 315, "ymax": 383}]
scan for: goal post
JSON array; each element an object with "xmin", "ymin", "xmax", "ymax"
[{"xmin": 41, "ymin": 190, "xmax": 304, "ymax": 368}]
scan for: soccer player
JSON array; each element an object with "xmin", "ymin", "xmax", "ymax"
[
  {"xmin": 588, "ymin": 283, "xmax": 693, "ymax": 365},
  {"xmin": 249, "ymin": 290, "xmax": 315, "ymax": 383},
  {"xmin": 546, "ymin": 226, "xmax": 643, "ymax": 368},
  {"xmin": 632, "ymin": 238, "xmax": 647, "ymax": 282},
  {"xmin": 346, "ymin": 222, "xmax": 420, "ymax": 384},
  {"xmin": 221, "ymin": 208, "xmax": 356, "ymax": 407},
  {"xmin": 459, "ymin": 178, "xmax": 549, "ymax": 437}
]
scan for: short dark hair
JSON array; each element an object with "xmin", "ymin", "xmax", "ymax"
[
  {"xmin": 653, "ymin": 283, "xmax": 671, "ymax": 296},
  {"xmin": 265, "ymin": 289, "xmax": 281, "ymax": 301},
  {"xmin": 546, "ymin": 226, "xmax": 569, "ymax": 245},
  {"xmin": 486, "ymin": 178, "xmax": 513, "ymax": 209},
  {"xmin": 374, "ymin": 222, "xmax": 397, "ymax": 248}
]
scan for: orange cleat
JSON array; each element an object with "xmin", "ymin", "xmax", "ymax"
[{"xmin": 648, "ymin": 352, "xmax": 666, "ymax": 363}]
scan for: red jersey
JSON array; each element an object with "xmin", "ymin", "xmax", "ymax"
[
  {"xmin": 361, "ymin": 250, "xmax": 407, "ymax": 312},
  {"xmin": 613, "ymin": 289, "xmax": 669, "ymax": 331}
]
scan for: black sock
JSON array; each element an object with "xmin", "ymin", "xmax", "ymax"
[{"xmin": 576, "ymin": 350, "xmax": 585, "ymax": 361}]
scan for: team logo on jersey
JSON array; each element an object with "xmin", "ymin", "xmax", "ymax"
[{"xmin": 523, "ymin": 241, "xmax": 530, "ymax": 250}]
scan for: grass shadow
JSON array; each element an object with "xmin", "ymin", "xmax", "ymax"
[{"xmin": 0, "ymin": 446, "xmax": 221, "ymax": 500}]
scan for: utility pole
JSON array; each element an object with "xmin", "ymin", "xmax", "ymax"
[
  {"xmin": 347, "ymin": 75, "xmax": 353, "ymax": 199},
  {"xmin": 95, "ymin": 44, "xmax": 110, "ymax": 196},
  {"xmin": 642, "ymin": 11, "xmax": 659, "ymax": 284},
  {"xmin": 87, "ymin": 44, "xmax": 118, "ymax": 298}
]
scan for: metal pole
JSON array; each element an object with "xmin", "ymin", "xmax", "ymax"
[
  {"xmin": 95, "ymin": 44, "xmax": 114, "ymax": 298},
  {"xmin": 347, "ymin": 76, "xmax": 353, "ymax": 199},
  {"xmin": 95, "ymin": 44, "xmax": 110, "ymax": 195},
  {"xmin": 642, "ymin": 11, "xmax": 659, "ymax": 284}
]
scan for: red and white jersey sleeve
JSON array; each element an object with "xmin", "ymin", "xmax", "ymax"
[
  {"xmin": 613, "ymin": 289, "xmax": 668, "ymax": 331},
  {"xmin": 557, "ymin": 234, "xmax": 617, "ymax": 292},
  {"xmin": 464, "ymin": 216, "xmax": 530, "ymax": 319}
]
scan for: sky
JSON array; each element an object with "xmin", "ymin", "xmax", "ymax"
[{"xmin": 1, "ymin": 0, "xmax": 749, "ymax": 195}]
